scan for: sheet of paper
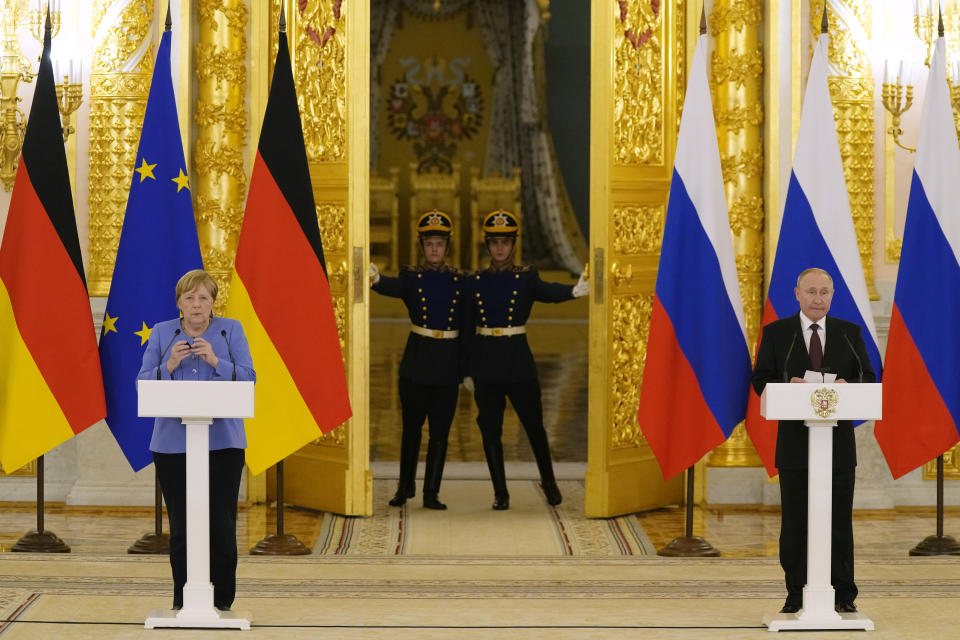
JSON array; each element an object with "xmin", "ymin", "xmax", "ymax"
[{"xmin": 804, "ymin": 370, "xmax": 836, "ymax": 383}]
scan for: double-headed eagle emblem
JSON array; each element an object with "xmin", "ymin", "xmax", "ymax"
[{"xmin": 810, "ymin": 387, "xmax": 840, "ymax": 419}]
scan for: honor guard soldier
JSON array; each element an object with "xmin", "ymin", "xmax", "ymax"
[
  {"xmin": 369, "ymin": 210, "xmax": 464, "ymax": 510},
  {"xmin": 464, "ymin": 210, "xmax": 589, "ymax": 510}
]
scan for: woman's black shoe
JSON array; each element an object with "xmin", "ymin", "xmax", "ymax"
[
  {"xmin": 541, "ymin": 481, "xmax": 562, "ymax": 506},
  {"xmin": 492, "ymin": 494, "xmax": 510, "ymax": 510},
  {"xmin": 423, "ymin": 494, "xmax": 447, "ymax": 510}
]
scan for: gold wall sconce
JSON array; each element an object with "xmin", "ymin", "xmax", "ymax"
[
  {"xmin": 881, "ymin": 61, "xmax": 916, "ymax": 154},
  {"xmin": 53, "ymin": 58, "xmax": 81, "ymax": 143}
]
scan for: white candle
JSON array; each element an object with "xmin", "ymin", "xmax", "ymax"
[
  {"xmin": 78, "ymin": 60, "xmax": 82, "ymax": 84},
  {"xmin": 68, "ymin": 59, "xmax": 73, "ymax": 83},
  {"xmin": 884, "ymin": 60, "xmax": 889, "ymax": 84},
  {"xmin": 899, "ymin": 60, "xmax": 904, "ymax": 83},
  {"xmin": 914, "ymin": 0, "xmax": 920, "ymax": 17}
]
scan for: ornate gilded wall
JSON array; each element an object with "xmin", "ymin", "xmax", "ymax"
[
  {"xmin": 706, "ymin": 0, "xmax": 764, "ymax": 467},
  {"xmin": 814, "ymin": 0, "xmax": 876, "ymax": 299},
  {"xmin": 194, "ymin": 0, "xmax": 248, "ymax": 312},
  {"xmin": 87, "ymin": 0, "xmax": 154, "ymax": 297}
]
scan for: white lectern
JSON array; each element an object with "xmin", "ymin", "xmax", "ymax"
[
  {"xmin": 138, "ymin": 380, "xmax": 254, "ymax": 631},
  {"xmin": 760, "ymin": 382, "xmax": 881, "ymax": 632}
]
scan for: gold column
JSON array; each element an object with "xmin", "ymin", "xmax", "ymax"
[
  {"xmin": 706, "ymin": 0, "xmax": 764, "ymax": 468},
  {"xmin": 812, "ymin": 0, "xmax": 876, "ymax": 299},
  {"xmin": 195, "ymin": 1, "xmax": 248, "ymax": 311},
  {"xmin": 87, "ymin": 1, "xmax": 154, "ymax": 296}
]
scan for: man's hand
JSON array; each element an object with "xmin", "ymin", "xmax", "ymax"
[
  {"xmin": 462, "ymin": 376, "xmax": 475, "ymax": 392},
  {"xmin": 835, "ymin": 378, "xmax": 847, "ymax": 383},
  {"xmin": 789, "ymin": 377, "xmax": 806, "ymax": 383},
  {"xmin": 369, "ymin": 263, "xmax": 380, "ymax": 286}
]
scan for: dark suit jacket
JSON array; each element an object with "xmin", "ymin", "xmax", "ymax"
[{"xmin": 751, "ymin": 313, "xmax": 876, "ymax": 470}]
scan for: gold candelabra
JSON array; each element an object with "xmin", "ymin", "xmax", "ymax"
[
  {"xmin": 55, "ymin": 73, "xmax": 81, "ymax": 143},
  {"xmin": 27, "ymin": 0, "xmax": 59, "ymax": 42},
  {"xmin": 913, "ymin": 1, "xmax": 939, "ymax": 66},
  {"xmin": 881, "ymin": 74, "xmax": 916, "ymax": 154}
]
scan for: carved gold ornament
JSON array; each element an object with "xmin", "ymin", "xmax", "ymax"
[
  {"xmin": 810, "ymin": 386, "xmax": 840, "ymax": 419},
  {"xmin": 87, "ymin": 0, "xmax": 154, "ymax": 296},
  {"xmin": 614, "ymin": 0, "xmax": 663, "ymax": 166}
]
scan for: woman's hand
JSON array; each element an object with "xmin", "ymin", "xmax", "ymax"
[
  {"xmin": 190, "ymin": 337, "xmax": 219, "ymax": 368},
  {"xmin": 166, "ymin": 340, "xmax": 191, "ymax": 374}
]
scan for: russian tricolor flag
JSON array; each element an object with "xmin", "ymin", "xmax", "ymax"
[
  {"xmin": 875, "ymin": 37, "xmax": 960, "ymax": 478},
  {"xmin": 636, "ymin": 29, "xmax": 751, "ymax": 480},
  {"xmin": 745, "ymin": 28, "xmax": 882, "ymax": 476}
]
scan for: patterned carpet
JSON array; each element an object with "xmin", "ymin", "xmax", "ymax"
[
  {"xmin": 314, "ymin": 480, "xmax": 654, "ymax": 556},
  {"xmin": 0, "ymin": 553, "xmax": 958, "ymax": 638},
  {"xmin": 1, "ymin": 480, "xmax": 959, "ymax": 637}
]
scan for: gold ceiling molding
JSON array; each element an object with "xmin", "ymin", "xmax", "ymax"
[{"xmin": 87, "ymin": 0, "xmax": 154, "ymax": 297}]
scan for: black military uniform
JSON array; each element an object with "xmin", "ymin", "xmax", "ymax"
[
  {"xmin": 464, "ymin": 210, "xmax": 579, "ymax": 510},
  {"xmin": 372, "ymin": 210, "xmax": 464, "ymax": 509}
]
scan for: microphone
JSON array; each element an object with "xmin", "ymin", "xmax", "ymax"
[
  {"xmin": 842, "ymin": 331, "xmax": 864, "ymax": 384},
  {"xmin": 783, "ymin": 330, "xmax": 799, "ymax": 382},
  {"xmin": 221, "ymin": 329, "xmax": 237, "ymax": 381},
  {"xmin": 157, "ymin": 328, "xmax": 181, "ymax": 380}
]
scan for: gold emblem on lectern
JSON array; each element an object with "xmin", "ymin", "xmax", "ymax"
[{"xmin": 811, "ymin": 387, "xmax": 839, "ymax": 418}]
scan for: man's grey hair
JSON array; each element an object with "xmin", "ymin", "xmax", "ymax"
[{"xmin": 796, "ymin": 267, "xmax": 834, "ymax": 288}]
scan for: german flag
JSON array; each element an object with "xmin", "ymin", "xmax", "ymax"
[
  {"xmin": 225, "ymin": 18, "xmax": 351, "ymax": 475},
  {"xmin": 0, "ymin": 16, "xmax": 106, "ymax": 473}
]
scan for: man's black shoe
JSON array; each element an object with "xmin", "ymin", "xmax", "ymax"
[
  {"xmin": 389, "ymin": 485, "xmax": 415, "ymax": 507},
  {"xmin": 835, "ymin": 602, "xmax": 857, "ymax": 613},
  {"xmin": 492, "ymin": 494, "xmax": 510, "ymax": 510},
  {"xmin": 779, "ymin": 602, "xmax": 800, "ymax": 614},
  {"xmin": 423, "ymin": 494, "xmax": 447, "ymax": 510}
]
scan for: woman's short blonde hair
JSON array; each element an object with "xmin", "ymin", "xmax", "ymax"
[{"xmin": 175, "ymin": 269, "xmax": 218, "ymax": 302}]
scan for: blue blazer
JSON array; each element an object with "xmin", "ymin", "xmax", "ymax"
[{"xmin": 137, "ymin": 316, "xmax": 256, "ymax": 453}]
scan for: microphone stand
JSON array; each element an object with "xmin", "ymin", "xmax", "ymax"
[{"xmin": 909, "ymin": 455, "xmax": 960, "ymax": 556}]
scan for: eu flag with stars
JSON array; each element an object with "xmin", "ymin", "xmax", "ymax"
[{"xmin": 99, "ymin": 27, "xmax": 202, "ymax": 471}]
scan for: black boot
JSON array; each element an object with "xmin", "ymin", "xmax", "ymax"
[
  {"xmin": 541, "ymin": 480, "xmax": 562, "ymax": 506},
  {"xmin": 530, "ymin": 431, "xmax": 562, "ymax": 506},
  {"xmin": 483, "ymin": 440, "xmax": 509, "ymax": 510},
  {"xmin": 422, "ymin": 439, "xmax": 448, "ymax": 510},
  {"xmin": 390, "ymin": 425, "xmax": 421, "ymax": 507}
]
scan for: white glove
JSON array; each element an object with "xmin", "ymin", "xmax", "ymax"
[
  {"xmin": 572, "ymin": 272, "xmax": 589, "ymax": 298},
  {"xmin": 369, "ymin": 263, "xmax": 380, "ymax": 286},
  {"xmin": 462, "ymin": 376, "xmax": 475, "ymax": 392}
]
